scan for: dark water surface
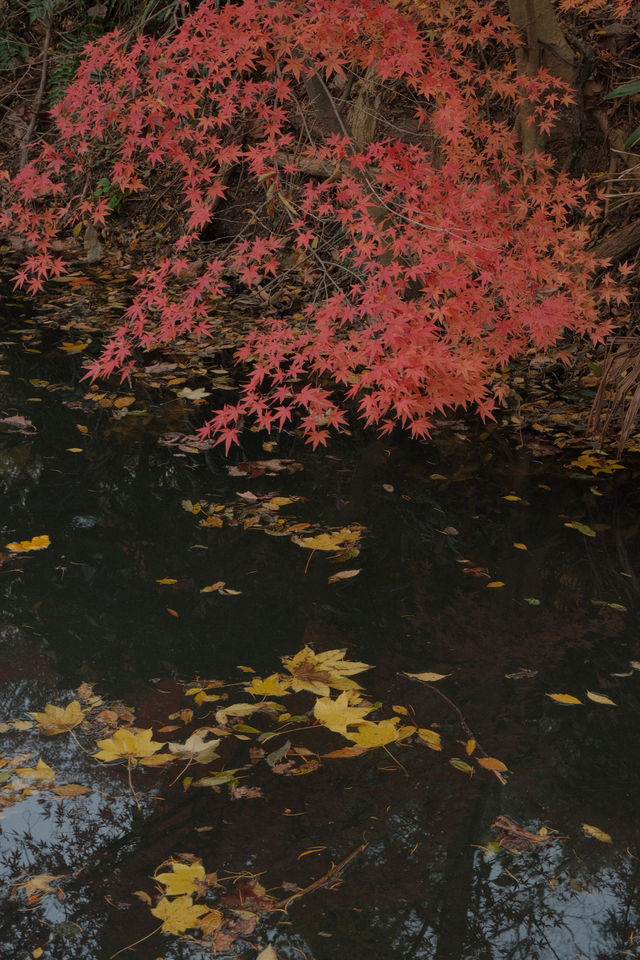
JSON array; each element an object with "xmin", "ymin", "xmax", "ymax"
[{"xmin": 0, "ymin": 296, "xmax": 639, "ymax": 960}]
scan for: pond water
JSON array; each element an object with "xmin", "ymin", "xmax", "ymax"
[{"xmin": 0, "ymin": 292, "xmax": 639, "ymax": 960}]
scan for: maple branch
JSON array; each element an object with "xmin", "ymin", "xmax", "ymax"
[{"xmin": 19, "ymin": 15, "xmax": 53, "ymax": 169}]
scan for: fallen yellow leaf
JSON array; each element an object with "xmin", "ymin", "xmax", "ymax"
[
  {"xmin": 30, "ymin": 700, "xmax": 85, "ymax": 735},
  {"xmin": 546, "ymin": 693, "xmax": 582, "ymax": 705},
  {"xmin": 583, "ymin": 823, "xmax": 612, "ymax": 843},
  {"xmin": 586, "ymin": 691, "xmax": 616, "ymax": 706},
  {"xmin": 151, "ymin": 895, "xmax": 208, "ymax": 934},
  {"xmin": 155, "ymin": 861, "xmax": 205, "ymax": 897},
  {"xmin": 404, "ymin": 671, "xmax": 450, "ymax": 682}
]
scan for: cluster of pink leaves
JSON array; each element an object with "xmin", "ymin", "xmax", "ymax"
[{"xmin": 0, "ymin": 0, "xmax": 629, "ymax": 448}]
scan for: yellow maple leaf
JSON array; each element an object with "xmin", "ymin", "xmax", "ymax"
[
  {"xmin": 282, "ymin": 646, "xmax": 370, "ymax": 696},
  {"xmin": 93, "ymin": 728, "xmax": 166, "ymax": 765},
  {"xmin": 296, "ymin": 527, "xmax": 362, "ymax": 551},
  {"xmin": 245, "ymin": 673, "xmax": 292, "ymax": 697},
  {"xmin": 313, "ymin": 691, "xmax": 373, "ymax": 735},
  {"xmin": 16, "ymin": 758, "xmax": 55, "ymax": 781},
  {"xmin": 150, "ymin": 895, "xmax": 208, "ymax": 934},
  {"xmin": 30, "ymin": 701, "xmax": 85, "ymax": 735},
  {"xmin": 346, "ymin": 719, "xmax": 414, "ymax": 750},
  {"xmin": 155, "ymin": 861, "xmax": 205, "ymax": 897}
]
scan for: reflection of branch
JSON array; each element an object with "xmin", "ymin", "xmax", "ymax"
[
  {"xmin": 401, "ymin": 674, "xmax": 507, "ymax": 784},
  {"xmin": 273, "ymin": 842, "xmax": 367, "ymax": 912},
  {"xmin": 19, "ymin": 16, "xmax": 53, "ymax": 169}
]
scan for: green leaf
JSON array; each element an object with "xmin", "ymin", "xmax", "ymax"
[
  {"xmin": 625, "ymin": 124, "xmax": 640, "ymax": 150},
  {"xmin": 604, "ymin": 79, "xmax": 640, "ymax": 100}
]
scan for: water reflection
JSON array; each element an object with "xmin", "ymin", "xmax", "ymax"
[{"xmin": 0, "ymin": 321, "xmax": 638, "ymax": 959}]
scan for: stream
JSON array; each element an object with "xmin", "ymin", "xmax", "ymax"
[{"xmin": 0, "ymin": 290, "xmax": 639, "ymax": 960}]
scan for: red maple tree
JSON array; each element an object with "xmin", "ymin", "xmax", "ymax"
[{"xmin": 0, "ymin": 0, "xmax": 629, "ymax": 448}]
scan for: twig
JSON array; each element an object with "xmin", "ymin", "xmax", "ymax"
[
  {"xmin": 19, "ymin": 15, "xmax": 53, "ymax": 169},
  {"xmin": 273, "ymin": 842, "xmax": 367, "ymax": 912},
  {"xmin": 400, "ymin": 673, "xmax": 507, "ymax": 784}
]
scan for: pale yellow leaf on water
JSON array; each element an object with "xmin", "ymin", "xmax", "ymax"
[
  {"xmin": 583, "ymin": 823, "xmax": 612, "ymax": 843},
  {"xmin": 328, "ymin": 568, "xmax": 361, "ymax": 584},
  {"xmin": 393, "ymin": 705, "xmax": 409, "ymax": 716},
  {"xmin": 631, "ymin": 661, "xmax": 640, "ymax": 671},
  {"xmin": 513, "ymin": 542, "xmax": 527, "ymax": 550},
  {"xmin": 237, "ymin": 665, "xmax": 255, "ymax": 673},
  {"xmin": 564, "ymin": 521, "xmax": 596, "ymax": 537},
  {"xmin": 132, "ymin": 890, "xmax": 152, "ymax": 905},
  {"xmin": 503, "ymin": 495, "xmax": 521, "ymax": 501},
  {"xmin": 590, "ymin": 487, "xmax": 603, "ymax": 496},
  {"xmin": 156, "ymin": 578, "xmax": 178, "ymax": 584},
  {"xmin": 268, "ymin": 497, "xmax": 294, "ymax": 507},
  {"xmin": 113, "ymin": 396, "xmax": 135, "ymax": 408},
  {"xmin": 418, "ymin": 728, "xmax": 442, "ymax": 750},
  {"xmin": 404, "ymin": 671, "xmax": 450, "ymax": 682},
  {"xmin": 586, "ymin": 691, "xmax": 616, "ymax": 706},
  {"xmin": 487, "ymin": 581, "xmax": 504, "ymax": 588},
  {"xmin": 477, "ymin": 756, "xmax": 508, "ymax": 772},
  {"xmin": 256, "ymin": 948, "xmax": 278, "ymax": 960},
  {"xmin": 16, "ymin": 758, "xmax": 55, "ymax": 780},
  {"xmin": 31, "ymin": 700, "xmax": 85, "ymax": 735},
  {"xmin": 465, "ymin": 739, "xmax": 476, "ymax": 755},
  {"xmin": 66, "ymin": 448, "xmax": 83, "ymax": 453},
  {"xmin": 33, "ymin": 949, "xmax": 43, "ymax": 958},
  {"xmin": 546, "ymin": 693, "xmax": 582, "ymax": 705},
  {"xmin": 200, "ymin": 581, "xmax": 225, "ymax": 593},
  {"xmin": 430, "ymin": 473, "xmax": 447, "ymax": 480},
  {"xmin": 76, "ymin": 424, "xmax": 88, "ymax": 434}
]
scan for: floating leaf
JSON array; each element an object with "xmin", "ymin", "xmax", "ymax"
[
  {"xmin": 176, "ymin": 387, "xmax": 211, "ymax": 401},
  {"xmin": 155, "ymin": 861, "xmax": 205, "ymax": 897},
  {"xmin": 16, "ymin": 758, "xmax": 55, "ymax": 781},
  {"xmin": 151, "ymin": 895, "xmax": 208, "ymax": 934},
  {"xmin": 345, "ymin": 719, "xmax": 413, "ymax": 749},
  {"xmin": 296, "ymin": 528, "xmax": 362, "ymax": 552},
  {"xmin": 51, "ymin": 783, "xmax": 90, "ymax": 797},
  {"xmin": 30, "ymin": 701, "xmax": 85, "ymax": 735},
  {"xmin": 404, "ymin": 671, "xmax": 450, "ymax": 682},
  {"xmin": 256, "ymin": 948, "xmax": 278, "ymax": 960},
  {"xmin": 156, "ymin": 577, "xmax": 178, "ymax": 584},
  {"xmin": 524, "ymin": 597, "xmax": 541, "ymax": 605},
  {"xmin": 282, "ymin": 646, "xmax": 370, "ymax": 696},
  {"xmin": 465, "ymin": 739, "xmax": 476, "ymax": 755},
  {"xmin": 113, "ymin": 396, "xmax": 135, "ymax": 408},
  {"xmin": 245, "ymin": 673, "xmax": 292, "ymax": 697},
  {"xmin": 450, "ymin": 759, "xmax": 474, "ymax": 775},
  {"xmin": 503, "ymin": 495, "xmax": 521, "ymax": 501},
  {"xmin": 93, "ymin": 728, "xmax": 167, "ymax": 765},
  {"xmin": 168, "ymin": 732, "xmax": 221, "ymax": 764},
  {"xmin": 564, "ymin": 521, "xmax": 596, "ymax": 537},
  {"xmin": 586, "ymin": 691, "xmax": 616, "ymax": 706},
  {"xmin": 546, "ymin": 693, "xmax": 582, "ymax": 705},
  {"xmin": 582, "ymin": 823, "xmax": 612, "ymax": 843},
  {"xmin": 513, "ymin": 542, "xmax": 527, "ymax": 550},
  {"xmin": 313, "ymin": 691, "xmax": 373, "ymax": 735},
  {"xmin": 5, "ymin": 534, "xmax": 50, "ymax": 552},
  {"xmin": 418, "ymin": 728, "xmax": 442, "ymax": 751},
  {"xmin": 327, "ymin": 568, "xmax": 361, "ymax": 584},
  {"xmin": 486, "ymin": 581, "xmax": 504, "ymax": 588},
  {"xmin": 477, "ymin": 757, "xmax": 508, "ymax": 772}
]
